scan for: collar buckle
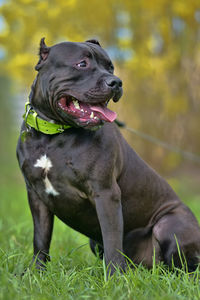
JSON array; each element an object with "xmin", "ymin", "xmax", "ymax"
[{"xmin": 24, "ymin": 102, "xmax": 32, "ymax": 131}]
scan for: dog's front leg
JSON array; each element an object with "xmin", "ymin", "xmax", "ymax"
[
  {"xmin": 28, "ymin": 189, "xmax": 54, "ymax": 270},
  {"xmin": 94, "ymin": 182, "xmax": 126, "ymax": 275}
]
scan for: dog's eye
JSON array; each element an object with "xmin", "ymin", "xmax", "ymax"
[{"xmin": 76, "ymin": 60, "xmax": 87, "ymax": 68}]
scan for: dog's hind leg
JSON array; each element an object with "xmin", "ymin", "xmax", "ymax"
[
  {"xmin": 123, "ymin": 227, "xmax": 160, "ymax": 268},
  {"xmin": 153, "ymin": 205, "xmax": 200, "ymax": 272},
  {"xmin": 89, "ymin": 239, "xmax": 104, "ymax": 259},
  {"xmin": 28, "ymin": 188, "xmax": 54, "ymax": 270}
]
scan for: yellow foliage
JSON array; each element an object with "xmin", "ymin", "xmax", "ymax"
[{"xmin": 164, "ymin": 97, "xmax": 189, "ymax": 117}]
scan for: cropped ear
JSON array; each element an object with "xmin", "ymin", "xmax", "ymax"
[
  {"xmin": 35, "ymin": 38, "xmax": 50, "ymax": 71},
  {"xmin": 85, "ymin": 39, "xmax": 101, "ymax": 47}
]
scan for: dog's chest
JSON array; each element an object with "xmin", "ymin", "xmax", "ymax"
[
  {"xmin": 33, "ymin": 153, "xmax": 65, "ymax": 200},
  {"xmin": 22, "ymin": 144, "xmax": 95, "ymax": 213}
]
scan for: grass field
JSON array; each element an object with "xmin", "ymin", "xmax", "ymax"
[{"xmin": 0, "ymin": 134, "xmax": 200, "ymax": 300}]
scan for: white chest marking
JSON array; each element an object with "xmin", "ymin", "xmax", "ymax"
[
  {"xmin": 34, "ymin": 154, "xmax": 59, "ymax": 196},
  {"xmin": 44, "ymin": 176, "xmax": 59, "ymax": 196},
  {"xmin": 34, "ymin": 154, "xmax": 52, "ymax": 172}
]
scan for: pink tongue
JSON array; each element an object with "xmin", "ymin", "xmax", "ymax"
[{"xmin": 90, "ymin": 105, "xmax": 117, "ymax": 122}]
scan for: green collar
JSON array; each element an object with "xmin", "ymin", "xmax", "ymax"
[{"xmin": 23, "ymin": 102, "xmax": 71, "ymax": 134}]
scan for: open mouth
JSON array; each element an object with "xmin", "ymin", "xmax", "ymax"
[{"xmin": 58, "ymin": 95, "xmax": 117, "ymax": 126}]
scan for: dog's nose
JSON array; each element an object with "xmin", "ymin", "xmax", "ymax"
[{"xmin": 105, "ymin": 77, "xmax": 122, "ymax": 89}]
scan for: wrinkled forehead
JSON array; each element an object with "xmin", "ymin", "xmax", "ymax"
[{"xmin": 49, "ymin": 41, "xmax": 112, "ymax": 63}]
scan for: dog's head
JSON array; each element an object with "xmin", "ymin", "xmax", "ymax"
[{"xmin": 31, "ymin": 38, "xmax": 123, "ymax": 129}]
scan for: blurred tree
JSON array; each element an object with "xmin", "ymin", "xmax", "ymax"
[{"xmin": 0, "ymin": 0, "xmax": 200, "ymax": 172}]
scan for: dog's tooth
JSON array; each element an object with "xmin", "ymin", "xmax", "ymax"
[
  {"xmin": 90, "ymin": 112, "xmax": 94, "ymax": 119},
  {"xmin": 81, "ymin": 109, "xmax": 84, "ymax": 112},
  {"xmin": 94, "ymin": 116, "xmax": 98, "ymax": 120},
  {"xmin": 73, "ymin": 99, "xmax": 80, "ymax": 109}
]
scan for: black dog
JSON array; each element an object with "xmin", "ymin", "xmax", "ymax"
[{"xmin": 17, "ymin": 38, "xmax": 200, "ymax": 275}]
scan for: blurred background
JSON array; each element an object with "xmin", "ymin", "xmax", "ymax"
[{"xmin": 0, "ymin": 0, "xmax": 200, "ymax": 233}]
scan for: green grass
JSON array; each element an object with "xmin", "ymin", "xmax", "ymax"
[{"xmin": 1, "ymin": 142, "xmax": 200, "ymax": 300}]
